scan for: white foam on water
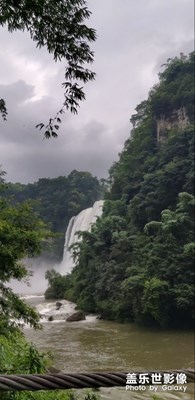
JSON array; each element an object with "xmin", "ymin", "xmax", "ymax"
[
  {"xmin": 35, "ymin": 299, "xmax": 77, "ymax": 323},
  {"xmin": 20, "ymin": 294, "xmax": 45, "ymax": 300},
  {"xmin": 84, "ymin": 315, "xmax": 98, "ymax": 323},
  {"xmin": 17, "ymin": 295, "xmax": 98, "ymax": 326}
]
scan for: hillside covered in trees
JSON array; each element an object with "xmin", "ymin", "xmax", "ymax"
[
  {"xmin": 2, "ymin": 170, "xmax": 104, "ymax": 261},
  {"xmin": 46, "ymin": 52, "xmax": 195, "ymax": 328}
]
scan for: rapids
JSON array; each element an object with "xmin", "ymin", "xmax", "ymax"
[{"xmin": 24, "ymin": 295, "xmax": 194, "ymax": 400}]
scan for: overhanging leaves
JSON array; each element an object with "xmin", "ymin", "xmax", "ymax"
[{"xmin": 0, "ymin": 0, "xmax": 96, "ymax": 137}]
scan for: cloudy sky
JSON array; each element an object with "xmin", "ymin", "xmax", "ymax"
[{"xmin": 0, "ymin": 0, "xmax": 194, "ymax": 183}]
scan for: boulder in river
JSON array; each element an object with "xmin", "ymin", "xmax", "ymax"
[
  {"xmin": 96, "ymin": 315, "xmax": 103, "ymax": 320},
  {"xmin": 56, "ymin": 301, "xmax": 63, "ymax": 310},
  {"xmin": 66, "ymin": 310, "xmax": 86, "ymax": 322},
  {"xmin": 48, "ymin": 315, "xmax": 54, "ymax": 322}
]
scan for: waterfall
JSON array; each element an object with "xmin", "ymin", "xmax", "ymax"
[{"xmin": 61, "ymin": 200, "xmax": 104, "ymax": 275}]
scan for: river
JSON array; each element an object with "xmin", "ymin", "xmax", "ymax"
[{"xmin": 23, "ymin": 295, "xmax": 194, "ymax": 400}]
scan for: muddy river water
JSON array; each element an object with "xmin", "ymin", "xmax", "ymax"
[{"xmin": 24, "ymin": 296, "xmax": 194, "ymax": 400}]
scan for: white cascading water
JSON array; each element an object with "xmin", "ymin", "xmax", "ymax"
[{"xmin": 61, "ymin": 200, "xmax": 104, "ymax": 275}]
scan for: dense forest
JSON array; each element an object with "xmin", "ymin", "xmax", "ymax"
[
  {"xmin": 46, "ymin": 52, "xmax": 195, "ymax": 328},
  {"xmin": 2, "ymin": 170, "xmax": 104, "ymax": 261}
]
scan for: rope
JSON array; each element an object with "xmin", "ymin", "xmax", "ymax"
[{"xmin": 0, "ymin": 370, "xmax": 194, "ymax": 391}]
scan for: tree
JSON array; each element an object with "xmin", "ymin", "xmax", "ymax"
[
  {"xmin": 0, "ymin": 0, "xmax": 96, "ymax": 137},
  {"xmin": 139, "ymin": 192, "xmax": 195, "ymax": 326},
  {"xmin": 0, "ymin": 170, "xmax": 49, "ymax": 332}
]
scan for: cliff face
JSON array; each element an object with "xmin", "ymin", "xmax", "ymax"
[{"xmin": 156, "ymin": 107, "xmax": 190, "ymax": 143}]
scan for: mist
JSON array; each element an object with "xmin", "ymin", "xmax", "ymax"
[{"xmin": 9, "ymin": 257, "xmax": 60, "ymax": 295}]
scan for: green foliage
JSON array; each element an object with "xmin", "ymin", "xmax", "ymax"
[
  {"xmin": 2, "ymin": 170, "xmax": 103, "ymax": 261},
  {"xmin": 149, "ymin": 52, "xmax": 194, "ymax": 119},
  {"xmin": 0, "ymin": 0, "xmax": 96, "ymax": 137},
  {"xmin": 45, "ymin": 269, "xmax": 71, "ymax": 299},
  {"xmin": 0, "ymin": 333, "xmax": 76, "ymax": 400},
  {"xmin": 48, "ymin": 53, "xmax": 195, "ymax": 328},
  {"xmin": 0, "ymin": 191, "xmax": 50, "ymax": 332},
  {"xmin": 0, "ymin": 333, "xmax": 48, "ymax": 374},
  {"xmin": 84, "ymin": 391, "xmax": 100, "ymax": 400}
]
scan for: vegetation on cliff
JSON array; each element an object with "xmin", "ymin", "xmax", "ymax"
[{"xmin": 46, "ymin": 52, "xmax": 195, "ymax": 328}]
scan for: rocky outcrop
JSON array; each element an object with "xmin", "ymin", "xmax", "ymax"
[
  {"xmin": 66, "ymin": 310, "xmax": 86, "ymax": 322},
  {"xmin": 157, "ymin": 107, "xmax": 190, "ymax": 142},
  {"xmin": 56, "ymin": 301, "xmax": 63, "ymax": 310}
]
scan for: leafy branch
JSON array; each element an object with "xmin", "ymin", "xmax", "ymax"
[
  {"xmin": 0, "ymin": 99, "xmax": 7, "ymax": 121},
  {"xmin": 0, "ymin": 0, "xmax": 97, "ymax": 137}
]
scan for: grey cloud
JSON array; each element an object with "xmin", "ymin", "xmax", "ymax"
[
  {"xmin": 153, "ymin": 38, "xmax": 195, "ymax": 76},
  {"xmin": 0, "ymin": 80, "xmax": 35, "ymax": 109},
  {"xmin": 0, "ymin": 0, "xmax": 194, "ymax": 183},
  {"xmin": 0, "ymin": 80, "xmax": 124, "ymax": 183}
]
